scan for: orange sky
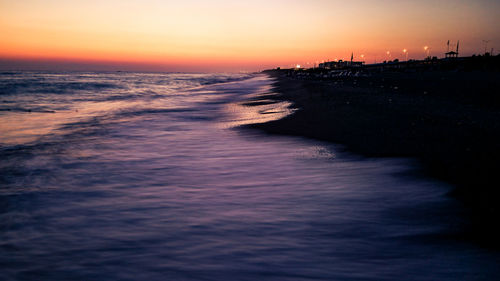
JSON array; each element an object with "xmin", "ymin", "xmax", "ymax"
[{"xmin": 0, "ymin": 0, "xmax": 498, "ymax": 72}]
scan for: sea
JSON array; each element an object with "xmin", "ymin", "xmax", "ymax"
[{"xmin": 0, "ymin": 71, "xmax": 498, "ymax": 281}]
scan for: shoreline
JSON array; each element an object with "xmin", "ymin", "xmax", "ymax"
[{"xmin": 246, "ymin": 67, "xmax": 500, "ymax": 248}]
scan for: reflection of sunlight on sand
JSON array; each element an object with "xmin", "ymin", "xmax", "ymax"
[{"xmin": 221, "ymin": 100, "xmax": 296, "ymax": 128}]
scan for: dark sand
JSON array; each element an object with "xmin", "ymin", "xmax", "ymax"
[{"xmin": 248, "ymin": 66, "xmax": 500, "ymax": 247}]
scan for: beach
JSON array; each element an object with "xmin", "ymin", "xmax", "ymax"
[{"xmin": 250, "ymin": 60, "xmax": 500, "ymax": 246}]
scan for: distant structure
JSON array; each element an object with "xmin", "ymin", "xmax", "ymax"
[
  {"xmin": 317, "ymin": 52, "xmax": 365, "ymax": 69},
  {"xmin": 483, "ymin": 40, "xmax": 490, "ymax": 55},
  {"xmin": 318, "ymin": 58, "xmax": 364, "ymax": 69},
  {"xmin": 445, "ymin": 40, "xmax": 459, "ymax": 59},
  {"xmin": 318, "ymin": 60, "xmax": 364, "ymax": 69},
  {"xmin": 445, "ymin": 51, "xmax": 458, "ymax": 59}
]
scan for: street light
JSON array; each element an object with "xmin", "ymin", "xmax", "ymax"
[
  {"xmin": 403, "ymin": 49, "xmax": 408, "ymax": 61},
  {"xmin": 424, "ymin": 46, "xmax": 430, "ymax": 58}
]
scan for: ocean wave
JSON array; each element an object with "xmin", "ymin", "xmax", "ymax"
[
  {"xmin": 0, "ymin": 106, "xmax": 56, "ymax": 113},
  {"xmin": 0, "ymin": 71, "xmax": 21, "ymax": 75},
  {"xmin": 0, "ymin": 81, "xmax": 122, "ymax": 96},
  {"xmin": 115, "ymin": 107, "xmax": 197, "ymax": 117},
  {"xmin": 0, "ymin": 72, "xmax": 260, "ymax": 148}
]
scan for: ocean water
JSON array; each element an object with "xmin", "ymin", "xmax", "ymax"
[{"xmin": 0, "ymin": 71, "xmax": 498, "ymax": 281}]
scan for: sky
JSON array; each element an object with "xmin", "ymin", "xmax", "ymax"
[{"xmin": 0, "ymin": 0, "xmax": 498, "ymax": 72}]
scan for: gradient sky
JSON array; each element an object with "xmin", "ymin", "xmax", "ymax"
[{"xmin": 1, "ymin": 0, "xmax": 498, "ymax": 72}]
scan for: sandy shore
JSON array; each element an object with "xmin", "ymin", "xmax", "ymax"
[{"xmin": 247, "ymin": 67, "xmax": 500, "ymax": 247}]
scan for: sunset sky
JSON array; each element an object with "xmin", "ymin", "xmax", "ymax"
[{"xmin": 1, "ymin": 0, "xmax": 498, "ymax": 72}]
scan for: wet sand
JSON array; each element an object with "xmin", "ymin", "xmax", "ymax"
[{"xmin": 248, "ymin": 68, "xmax": 500, "ymax": 247}]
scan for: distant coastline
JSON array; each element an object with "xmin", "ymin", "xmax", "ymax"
[{"xmin": 248, "ymin": 55, "xmax": 500, "ymax": 247}]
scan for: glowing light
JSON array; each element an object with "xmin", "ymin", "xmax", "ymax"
[
  {"xmin": 403, "ymin": 49, "xmax": 409, "ymax": 61},
  {"xmin": 296, "ymin": 64, "xmax": 301, "ymax": 68},
  {"xmin": 424, "ymin": 46, "xmax": 430, "ymax": 58}
]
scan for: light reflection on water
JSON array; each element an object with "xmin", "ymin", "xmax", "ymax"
[{"xmin": 0, "ymin": 72, "xmax": 498, "ymax": 281}]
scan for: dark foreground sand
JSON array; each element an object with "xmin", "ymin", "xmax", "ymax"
[{"xmin": 248, "ymin": 67, "xmax": 500, "ymax": 247}]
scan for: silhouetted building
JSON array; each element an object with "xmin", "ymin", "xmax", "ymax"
[
  {"xmin": 318, "ymin": 60, "xmax": 364, "ymax": 69},
  {"xmin": 446, "ymin": 40, "xmax": 460, "ymax": 58},
  {"xmin": 445, "ymin": 51, "xmax": 459, "ymax": 59}
]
